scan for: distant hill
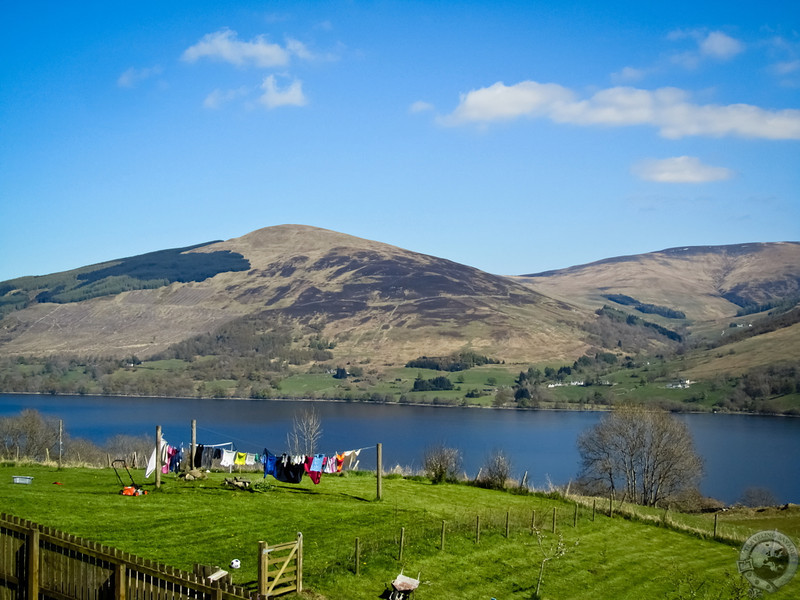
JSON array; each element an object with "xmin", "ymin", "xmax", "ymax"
[
  {"xmin": 0, "ymin": 228, "xmax": 797, "ymax": 371},
  {"xmin": 517, "ymin": 242, "xmax": 800, "ymax": 324}
]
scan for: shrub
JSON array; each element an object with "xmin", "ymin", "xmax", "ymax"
[
  {"xmin": 477, "ymin": 449, "xmax": 512, "ymax": 490},
  {"xmin": 423, "ymin": 444, "xmax": 462, "ymax": 484}
]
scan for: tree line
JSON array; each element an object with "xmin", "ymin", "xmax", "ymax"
[{"xmin": 405, "ymin": 351, "xmax": 500, "ymax": 372}]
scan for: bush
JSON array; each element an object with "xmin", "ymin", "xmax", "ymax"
[
  {"xmin": 477, "ymin": 449, "xmax": 512, "ymax": 490},
  {"xmin": 423, "ymin": 444, "xmax": 462, "ymax": 484}
]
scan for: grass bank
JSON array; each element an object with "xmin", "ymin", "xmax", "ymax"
[{"xmin": 2, "ymin": 464, "xmax": 798, "ymax": 599}]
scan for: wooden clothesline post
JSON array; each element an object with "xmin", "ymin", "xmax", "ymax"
[
  {"xmin": 155, "ymin": 425, "xmax": 162, "ymax": 489},
  {"xmin": 376, "ymin": 443, "xmax": 383, "ymax": 501},
  {"xmin": 191, "ymin": 419, "xmax": 197, "ymax": 471}
]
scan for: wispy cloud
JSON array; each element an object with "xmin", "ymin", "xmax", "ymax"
[
  {"xmin": 259, "ymin": 75, "xmax": 307, "ymax": 108},
  {"xmin": 773, "ymin": 60, "xmax": 800, "ymax": 75},
  {"xmin": 117, "ymin": 65, "xmax": 163, "ymax": 88},
  {"xmin": 203, "ymin": 87, "xmax": 250, "ymax": 109},
  {"xmin": 182, "ymin": 29, "xmax": 299, "ymax": 67},
  {"xmin": 632, "ymin": 156, "xmax": 734, "ymax": 183},
  {"xmin": 440, "ymin": 80, "xmax": 800, "ymax": 139},
  {"xmin": 699, "ymin": 31, "xmax": 745, "ymax": 60},
  {"xmin": 668, "ymin": 29, "xmax": 744, "ymax": 68},
  {"xmin": 611, "ymin": 66, "xmax": 647, "ymax": 84},
  {"xmin": 409, "ymin": 100, "xmax": 434, "ymax": 113}
]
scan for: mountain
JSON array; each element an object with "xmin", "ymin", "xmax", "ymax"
[
  {"xmin": 0, "ymin": 225, "xmax": 589, "ymax": 364},
  {"xmin": 0, "ymin": 228, "xmax": 797, "ymax": 370},
  {"xmin": 516, "ymin": 242, "xmax": 800, "ymax": 325}
]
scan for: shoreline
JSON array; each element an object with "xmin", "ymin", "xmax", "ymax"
[{"xmin": 1, "ymin": 390, "xmax": 797, "ymax": 418}]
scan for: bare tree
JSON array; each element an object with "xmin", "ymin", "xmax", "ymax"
[
  {"xmin": 577, "ymin": 406, "xmax": 703, "ymax": 506},
  {"xmin": 286, "ymin": 408, "xmax": 323, "ymax": 456},
  {"xmin": 422, "ymin": 444, "xmax": 462, "ymax": 484},
  {"xmin": 0, "ymin": 409, "xmax": 60, "ymax": 461},
  {"xmin": 738, "ymin": 486, "xmax": 778, "ymax": 508}
]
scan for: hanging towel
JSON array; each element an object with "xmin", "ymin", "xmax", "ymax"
[
  {"xmin": 234, "ymin": 452, "xmax": 247, "ymax": 466},
  {"xmin": 145, "ymin": 439, "xmax": 169, "ymax": 479},
  {"xmin": 220, "ymin": 449, "xmax": 236, "ymax": 467},
  {"xmin": 245, "ymin": 453, "xmax": 256, "ymax": 466}
]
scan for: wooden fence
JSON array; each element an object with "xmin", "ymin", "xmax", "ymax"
[{"xmin": 0, "ymin": 513, "xmax": 300, "ymax": 600}]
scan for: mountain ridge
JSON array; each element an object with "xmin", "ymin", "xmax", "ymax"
[{"xmin": 0, "ymin": 225, "xmax": 798, "ymax": 367}]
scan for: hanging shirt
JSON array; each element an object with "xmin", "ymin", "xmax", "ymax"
[
  {"xmin": 304, "ymin": 455, "xmax": 323, "ymax": 485},
  {"xmin": 168, "ymin": 446, "xmax": 183, "ymax": 473},
  {"xmin": 193, "ymin": 445, "xmax": 204, "ymax": 469},
  {"xmin": 262, "ymin": 449, "xmax": 277, "ymax": 478},
  {"xmin": 234, "ymin": 452, "xmax": 247, "ymax": 466},
  {"xmin": 245, "ymin": 453, "xmax": 256, "ymax": 466}
]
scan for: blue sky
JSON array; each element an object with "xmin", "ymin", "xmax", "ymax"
[{"xmin": 1, "ymin": 1, "xmax": 798, "ymax": 281}]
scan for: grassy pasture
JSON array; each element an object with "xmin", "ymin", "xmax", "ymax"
[{"xmin": 2, "ymin": 464, "xmax": 798, "ymax": 599}]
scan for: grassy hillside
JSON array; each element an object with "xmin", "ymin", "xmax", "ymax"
[
  {"xmin": 518, "ymin": 241, "xmax": 800, "ymax": 326},
  {"xmin": 0, "ymin": 225, "xmax": 590, "ymax": 363},
  {"xmin": 3, "ymin": 463, "xmax": 798, "ymax": 599},
  {"xmin": 0, "ymin": 242, "xmax": 249, "ymax": 316}
]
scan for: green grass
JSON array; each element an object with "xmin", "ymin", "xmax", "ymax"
[{"xmin": 3, "ymin": 464, "xmax": 798, "ymax": 599}]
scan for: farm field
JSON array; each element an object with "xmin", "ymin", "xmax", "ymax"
[{"xmin": 2, "ymin": 464, "xmax": 798, "ymax": 599}]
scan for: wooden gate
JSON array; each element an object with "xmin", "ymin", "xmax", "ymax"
[{"xmin": 257, "ymin": 534, "xmax": 302, "ymax": 598}]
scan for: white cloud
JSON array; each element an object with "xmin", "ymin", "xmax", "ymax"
[
  {"xmin": 632, "ymin": 156, "xmax": 734, "ymax": 183},
  {"xmin": 117, "ymin": 65, "xmax": 162, "ymax": 88},
  {"xmin": 182, "ymin": 29, "xmax": 290, "ymax": 67},
  {"xmin": 699, "ymin": 31, "xmax": 745, "ymax": 59},
  {"xmin": 259, "ymin": 75, "xmax": 307, "ymax": 108},
  {"xmin": 440, "ymin": 81, "xmax": 574, "ymax": 125},
  {"xmin": 409, "ymin": 101, "xmax": 434, "ymax": 113},
  {"xmin": 441, "ymin": 80, "xmax": 800, "ymax": 139},
  {"xmin": 203, "ymin": 87, "xmax": 250, "ymax": 109}
]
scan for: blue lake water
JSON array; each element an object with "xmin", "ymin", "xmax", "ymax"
[{"xmin": 1, "ymin": 393, "xmax": 798, "ymax": 504}]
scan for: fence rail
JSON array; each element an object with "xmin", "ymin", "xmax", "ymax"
[{"xmin": 0, "ymin": 513, "xmax": 256, "ymax": 600}]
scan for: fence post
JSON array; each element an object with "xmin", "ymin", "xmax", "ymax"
[
  {"xmin": 573, "ymin": 503, "xmax": 578, "ymax": 528},
  {"xmin": 27, "ymin": 526, "xmax": 40, "ymax": 600},
  {"xmin": 531, "ymin": 509, "xmax": 536, "ymax": 534},
  {"xmin": 713, "ymin": 513, "xmax": 718, "ymax": 539},
  {"xmin": 608, "ymin": 496, "xmax": 613, "ymax": 518},
  {"xmin": 398, "ymin": 527, "xmax": 405, "ymax": 562},
  {"xmin": 440, "ymin": 521, "xmax": 446, "ymax": 552},
  {"xmin": 552, "ymin": 507, "xmax": 557, "ymax": 533},
  {"xmin": 355, "ymin": 537, "xmax": 360, "ymax": 576},
  {"xmin": 376, "ymin": 443, "xmax": 383, "ymax": 501},
  {"xmin": 475, "ymin": 515, "xmax": 481, "ymax": 544},
  {"xmin": 114, "ymin": 562, "xmax": 127, "ymax": 600},
  {"xmin": 296, "ymin": 532, "xmax": 303, "ymax": 593},
  {"xmin": 505, "ymin": 511, "xmax": 510, "ymax": 538},
  {"xmin": 258, "ymin": 540, "xmax": 268, "ymax": 596},
  {"xmin": 592, "ymin": 499, "xmax": 596, "ymax": 522}
]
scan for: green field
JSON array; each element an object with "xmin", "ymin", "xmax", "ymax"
[{"xmin": 2, "ymin": 463, "xmax": 798, "ymax": 599}]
